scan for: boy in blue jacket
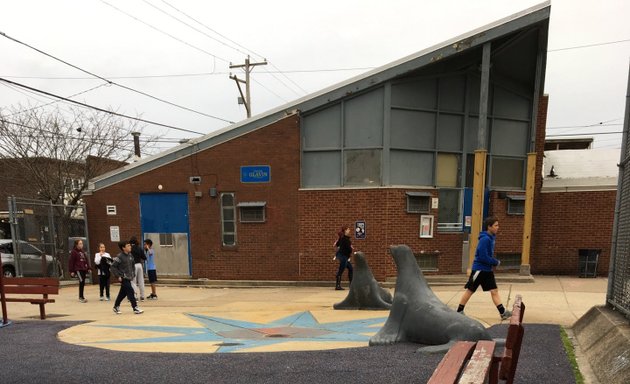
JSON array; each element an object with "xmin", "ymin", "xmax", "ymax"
[{"xmin": 457, "ymin": 217, "xmax": 512, "ymax": 320}]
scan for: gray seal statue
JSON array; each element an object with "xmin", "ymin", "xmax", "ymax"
[
  {"xmin": 333, "ymin": 251, "xmax": 392, "ymax": 310},
  {"xmin": 369, "ymin": 245, "xmax": 491, "ymax": 352}
]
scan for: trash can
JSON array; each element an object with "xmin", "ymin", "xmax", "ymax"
[{"xmin": 578, "ymin": 249, "xmax": 599, "ymax": 278}]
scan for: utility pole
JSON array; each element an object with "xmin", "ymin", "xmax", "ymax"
[{"xmin": 229, "ymin": 55, "xmax": 267, "ymax": 118}]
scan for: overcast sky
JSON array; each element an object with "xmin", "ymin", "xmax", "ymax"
[{"xmin": 1, "ymin": 0, "xmax": 629, "ymax": 155}]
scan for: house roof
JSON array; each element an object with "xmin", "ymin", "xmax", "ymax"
[
  {"xmin": 87, "ymin": 1, "xmax": 551, "ymax": 193},
  {"xmin": 542, "ymin": 148, "xmax": 620, "ymax": 192}
]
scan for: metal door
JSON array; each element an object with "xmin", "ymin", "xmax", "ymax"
[{"xmin": 139, "ymin": 193, "xmax": 191, "ymax": 276}]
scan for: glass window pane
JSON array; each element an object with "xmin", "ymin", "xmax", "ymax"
[
  {"xmin": 439, "ymin": 76, "xmax": 466, "ymax": 112},
  {"xmin": 222, "ymin": 208, "xmax": 234, "ymax": 221},
  {"xmin": 391, "ymin": 78, "xmax": 437, "ymax": 110},
  {"xmin": 491, "ymin": 119, "xmax": 529, "ymax": 156},
  {"xmin": 302, "ymin": 151, "xmax": 341, "ymax": 187},
  {"xmin": 493, "ymin": 86, "xmax": 530, "ymax": 120},
  {"xmin": 344, "ymin": 149, "xmax": 382, "ymax": 186},
  {"xmin": 302, "ymin": 104, "xmax": 341, "ymax": 149},
  {"xmin": 436, "ymin": 153, "xmax": 460, "ymax": 187},
  {"xmin": 344, "ymin": 89, "xmax": 384, "ymax": 148},
  {"xmin": 390, "ymin": 109, "xmax": 436, "ymax": 150},
  {"xmin": 491, "ymin": 157, "xmax": 524, "ymax": 188},
  {"xmin": 221, "ymin": 194, "xmax": 233, "ymax": 206},
  {"xmin": 390, "ymin": 150, "xmax": 433, "ymax": 186},
  {"xmin": 223, "ymin": 234, "xmax": 235, "ymax": 246},
  {"xmin": 223, "ymin": 221, "xmax": 235, "ymax": 233},
  {"xmin": 437, "ymin": 114, "xmax": 463, "ymax": 151},
  {"xmin": 438, "ymin": 188, "xmax": 461, "ymax": 226}
]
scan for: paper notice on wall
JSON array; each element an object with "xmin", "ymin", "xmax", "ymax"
[{"xmin": 110, "ymin": 226, "xmax": 120, "ymax": 242}]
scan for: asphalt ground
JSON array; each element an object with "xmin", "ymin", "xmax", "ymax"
[{"xmin": 0, "ymin": 320, "xmax": 573, "ymax": 384}]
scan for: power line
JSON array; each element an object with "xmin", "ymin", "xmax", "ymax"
[
  {"xmin": 548, "ymin": 38, "xmax": 630, "ymax": 52},
  {"xmin": 0, "ymin": 77, "xmax": 206, "ymax": 135},
  {"xmin": 0, "ymin": 67, "xmax": 375, "ymax": 80},
  {"xmin": 546, "ymin": 123, "xmax": 622, "ymax": 130},
  {"xmin": 157, "ymin": 0, "xmax": 308, "ymax": 96},
  {"xmin": 546, "ymin": 131, "xmax": 623, "ymax": 137},
  {"xmin": 0, "ymin": 30, "xmax": 234, "ymax": 124}
]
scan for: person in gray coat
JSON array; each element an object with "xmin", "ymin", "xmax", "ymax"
[{"xmin": 110, "ymin": 241, "xmax": 143, "ymax": 314}]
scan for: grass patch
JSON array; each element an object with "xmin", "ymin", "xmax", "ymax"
[{"xmin": 560, "ymin": 326, "xmax": 585, "ymax": 384}]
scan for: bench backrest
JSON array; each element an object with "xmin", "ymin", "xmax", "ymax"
[
  {"xmin": 499, "ymin": 294, "xmax": 525, "ymax": 383},
  {"xmin": 1, "ymin": 277, "xmax": 60, "ymax": 295}
]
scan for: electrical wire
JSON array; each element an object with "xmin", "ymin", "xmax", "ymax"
[
  {"xmin": 157, "ymin": 0, "xmax": 308, "ymax": 96},
  {"xmin": 0, "ymin": 30, "xmax": 234, "ymax": 124},
  {"xmin": 0, "ymin": 77, "xmax": 206, "ymax": 135},
  {"xmin": 548, "ymin": 38, "xmax": 630, "ymax": 52}
]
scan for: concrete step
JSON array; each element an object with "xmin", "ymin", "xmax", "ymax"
[{"xmin": 151, "ymin": 273, "xmax": 534, "ymax": 289}]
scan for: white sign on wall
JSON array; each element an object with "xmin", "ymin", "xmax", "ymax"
[
  {"xmin": 431, "ymin": 198, "xmax": 439, "ymax": 209},
  {"xmin": 110, "ymin": 226, "xmax": 120, "ymax": 242}
]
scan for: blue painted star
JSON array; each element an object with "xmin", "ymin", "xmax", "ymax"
[{"xmin": 89, "ymin": 311, "xmax": 387, "ymax": 352}]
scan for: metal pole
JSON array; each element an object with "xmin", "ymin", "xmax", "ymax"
[
  {"xmin": 8, "ymin": 196, "xmax": 22, "ymax": 277},
  {"xmin": 468, "ymin": 42, "xmax": 491, "ymax": 271}
]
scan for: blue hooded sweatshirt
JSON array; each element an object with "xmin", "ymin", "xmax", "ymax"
[{"xmin": 472, "ymin": 231, "xmax": 500, "ymax": 271}]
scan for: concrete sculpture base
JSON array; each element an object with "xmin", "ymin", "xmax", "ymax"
[
  {"xmin": 369, "ymin": 245, "xmax": 491, "ymax": 352},
  {"xmin": 333, "ymin": 251, "xmax": 392, "ymax": 310}
]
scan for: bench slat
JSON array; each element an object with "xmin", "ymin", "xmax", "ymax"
[
  {"xmin": 3, "ymin": 277, "xmax": 60, "ymax": 287},
  {"xmin": 2, "ymin": 286, "xmax": 59, "ymax": 295},
  {"xmin": 4, "ymin": 298, "xmax": 55, "ymax": 304},
  {"xmin": 458, "ymin": 340, "xmax": 496, "ymax": 384},
  {"xmin": 427, "ymin": 341, "xmax": 476, "ymax": 384}
]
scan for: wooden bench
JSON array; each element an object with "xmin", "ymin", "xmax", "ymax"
[
  {"xmin": 0, "ymin": 277, "xmax": 60, "ymax": 321},
  {"xmin": 428, "ymin": 295, "xmax": 526, "ymax": 384}
]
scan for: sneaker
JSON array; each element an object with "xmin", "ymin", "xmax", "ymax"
[
  {"xmin": 458, "ymin": 311, "xmax": 466, "ymax": 316},
  {"xmin": 113, "ymin": 306, "xmax": 121, "ymax": 314},
  {"xmin": 99, "ymin": 296, "xmax": 104, "ymax": 301},
  {"xmin": 79, "ymin": 298, "xmax": 88, "ymax": 303},
  {"xmin": 105, "ymin": 297, "xmax": 110, "ymax": 301},
  {"xmin": 140, "ymin": 297, "xmax": 145, "ymax": 302},
  {"xmin": 133, "ymin": 307, "xmax": 144, "ymax": 314},
  {"xmin": 501, "ymin": 310, "xmax": 512, "ymax": 320},
  {"xmin": 148, "ymin": 294, "xmax": 157, "ymax": 300}
]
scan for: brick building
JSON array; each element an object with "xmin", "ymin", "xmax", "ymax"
[{"xmin": 84, "ymin": 4, "xmax": 613, "ymax": 281}]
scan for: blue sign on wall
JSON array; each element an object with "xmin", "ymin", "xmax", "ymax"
[{"xmin": 241, "ymin": 165, "xmax": 271, "ymax": 183}]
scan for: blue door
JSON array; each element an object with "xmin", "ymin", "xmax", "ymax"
[{"xmin": 139, "ymin": 193, "xmax": 191, "ymax": 276}]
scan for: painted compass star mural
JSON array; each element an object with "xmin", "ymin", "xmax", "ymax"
[{"xmin": 86, "ymin": 311, "xmax": 387, "ymax": 353}]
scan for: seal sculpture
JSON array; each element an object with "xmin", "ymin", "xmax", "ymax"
[
  {"xmin": 333, "ymin": 251, "xmax": 393, "ymax": 310},
  {"xmin": 369, "ymin": 245, "xmax": 492, "ymax": 352}
]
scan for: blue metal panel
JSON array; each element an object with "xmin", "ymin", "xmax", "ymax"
[
  {"xmin": 139, "ymin": 193, "xmax": 190, "ymax": 233},
  {"xmin": 463, "ymin": 188, "xmax": 490, "ymax": 233}
]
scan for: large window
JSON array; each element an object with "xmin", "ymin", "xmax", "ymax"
[
  {"xmin": 238, "ymin": 202, "xmax": 266, "ymax": 223},
  {"xmin": 220, "ymin": 193, "xmax": 236, "ymax": 246}
]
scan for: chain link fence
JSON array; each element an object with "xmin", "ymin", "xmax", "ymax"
[
  {"xmin": 4, "ymin": 196, "xmax": 88, "ymax": 280},
  {"xmin": 607, "ymin": 70, "xmax": 630, "ymax": 319}
]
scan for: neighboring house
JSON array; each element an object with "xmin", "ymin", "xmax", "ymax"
[
  {"xmin": 531, "ymin": 147, "xmax": 618, "ymax": 276},
  {"xmin": 84, "ymin": 4, "xmax": 560, "ymax": 280}
]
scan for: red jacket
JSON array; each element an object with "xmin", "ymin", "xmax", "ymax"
[{"xmin": 69, "ymin": 248, "xmax": 90, "ymax": 273}]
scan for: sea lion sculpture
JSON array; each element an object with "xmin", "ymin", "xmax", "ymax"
[
  {"xmin": 333, "ymin": 251, "xmax": 393, "ymax": 310},
  {"xmin": 369, "ymin": 245, "xmax": 492, "ymax": 352}
]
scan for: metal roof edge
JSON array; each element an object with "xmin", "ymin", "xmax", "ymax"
[{"xmin": 90, "ymin": 1, "xmax": 550, "ymax": 192}]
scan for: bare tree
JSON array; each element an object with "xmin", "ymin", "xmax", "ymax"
[{"xmin": 0, "ymin": 104, "xmax": 159, "ymax": 275}]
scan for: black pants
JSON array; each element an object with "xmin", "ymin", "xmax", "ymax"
[
  {"xmin": 99, "ymin": 273, "xmax": 111, "ymax": 298},
  {"xmin": 114, "ymin": 279, "xmax": 138, "ymax": 309},
  {"xmin": 336, "ymin": 254, "xmax": 353, "ymax": 279},
  {"xmin": 77, "ymin": 270, "xmax": 87, "ymax": 299}
]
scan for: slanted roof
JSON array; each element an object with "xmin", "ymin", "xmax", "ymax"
[
  {"xmin": 88, "ymin": 2, "xmax": 550, "ymax": 193},
  {"xmin": 542, "ymin": 148, "xmax": 620, "ymax": 192}
]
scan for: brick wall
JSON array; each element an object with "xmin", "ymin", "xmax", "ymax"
[{"xmin": 85, "ymin": 115, "xmax": 301, "ymax": 280}]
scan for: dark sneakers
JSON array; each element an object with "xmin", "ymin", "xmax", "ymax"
[
  {"xmin": 113, "ymin": 306, "xmax": 121, "ymax": 314},
  {"xmin": 147, "ymin": 294, "xmax": 158, "ymax": 300}
]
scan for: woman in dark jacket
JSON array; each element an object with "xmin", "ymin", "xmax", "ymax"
[
  {"xmin": 69, "ymin": 239, "xmax": 91, "ymax": 303},
  {"xmin": 334, "ymin": 225, "xmax": 354, "ymax": 290}
]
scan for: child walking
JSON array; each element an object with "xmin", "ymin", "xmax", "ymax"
[
  {"xmin": 69, "ymin": 239, "xmax": 91, "ymax": 303},
  {"xmin": 94, "ymin": 243, "xmax": 113, "ymax": 301},
  {"xmin": 110, "ymin": 241, "xmax": 144, "ymax": 315},
  {"xmin": 144, "ymin": 239, "xmax": 158, "ymax": 300}
]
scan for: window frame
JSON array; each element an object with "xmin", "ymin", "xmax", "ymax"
[
  {"xmin": 220, "ymin": 193, "xmax": 237, "ymax": 246},
  {"xmin": 507, "ymin": 194, "xmax": 526, "ymax": 215},
  {"xmin": 405, "ymin": 192, "xmax": 431, "ymax": 214},
  {"xmin": 237, "ymin": 202, "xmax": 267, "ymax": 223}
]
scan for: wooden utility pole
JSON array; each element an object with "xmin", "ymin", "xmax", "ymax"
[{"xmin": 229, "ymin": 56, "xmax": 267, "ymax": 118}]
